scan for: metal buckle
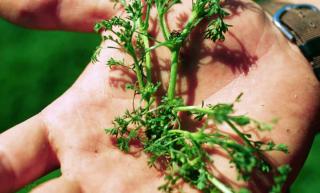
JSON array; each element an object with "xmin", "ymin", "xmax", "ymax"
[{"xmin": 273, "ymin": 4, "xmax": 319, "ymax": 42}]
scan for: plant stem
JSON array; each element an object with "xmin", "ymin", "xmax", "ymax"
[
  {"xmin": 226, "ymin": 120, "xmax": 270, "ymax": 166},
  {"xmin": 146, "ymin": 42, "xmax": 171, "ymax": 52},
  {"xmin": 225, "ymin": 120, "xmax": 254, "ymax": 149},
  {"xmin": 207, "ymin": 175, "xmax": 233, "ymax": 193},
  {"xmin": 127, "ymin": 18, "xmax": 145, "ymax": 89},
  {"xmin": 174, "ymin": 106, "xmax": 213, "ymax": 114},
  {"xmin": 142, "ymin": 34, "xmax": 152, "ymax": 82},
  {"xmin": 140, "ymin": 3, "xmax": 152, "ymax": 82},
  {"xmin": 159, "ymin": 13, "xmax": 170, "ymax": 40},
  {"xmin": 180, "ymin": 11, "xmax": 201, "ymax": 40},
  {"xmin": 133, "ymin": 56, "xmax": 145, "ymax": 89},
  {"xmin": 175, "ymin": 106, "xmax": 256, "ymax": 149},
  {"xmin": 166, "ymin": 11, "xmax": 203, "ymax": 100},
  {"xmin": 145, "ymin": 2, "xmax": 151, "ymax": 29},
  {"xmin": 167, "ymin": 49, "xmax": 180, "ymax": 99}
]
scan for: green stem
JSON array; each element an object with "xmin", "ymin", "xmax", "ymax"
[
  {"xmin": 142, "ymin": 33, "xmax": 152, "ymax": 82},
  {"xmin": 144, "ymin": 2, "xmax": 151, "ymax": 30},
  {"xmin": 127, "ymin": 18, "xmax": 145, "ymax": 89},
  {"xmin": 159, "ymin": 13, "xmax": 170, "ymax": 41},
  {"xmin": 141, "ymin": 4, "xmax": 152, "ymax": 82},
  {"xmin": 166, "ymin": 11, "xmax": 203, "ymax": 100},
  {"xmin": 175, "ymin": 106, "xmax": 256, "ymax": 149},
  {"xmin": 169, "ymin": 129, "xmax": 189, "ymax": 136},
  {"xmin": 225, "ymin": 120, "xmax": 254, "ymax": 149},
  {"xmin": 167, "ymin": 49, "xmax": 180, "ymax": 99},
  {"xmin": 174, "ymin": 106, "xmax": 213, "ymax": 114},
  {"xmin": 226, "ymin": 119, "xmax": 270, "ymax": 167},
  {"xmin": 180, "ymin": 11, "xmax": 202, "ymax": 40},
  {"xmin": 207, "ymin": 175, "xmax": 234, "ymax": 193},
  {"xmin": 133, "ymin": 55, "xmax": 145, "ymax": 89},
  {"xmin": 146, "ymin": 42, "xmax": 171, "ymax": 52}
]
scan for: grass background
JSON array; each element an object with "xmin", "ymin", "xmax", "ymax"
[{"xmin": 0, "ymin": 18, "xmax": 319, "ymax": 193}]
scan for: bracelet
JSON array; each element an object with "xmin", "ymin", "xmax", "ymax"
[{"xmin": 258, "ymin": 1, "xmax": 320, "ymax": 80}]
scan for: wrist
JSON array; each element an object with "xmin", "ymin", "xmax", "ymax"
[{"xmin": 258, "ymin": 0, "xmax": 320, "ymax": 81}]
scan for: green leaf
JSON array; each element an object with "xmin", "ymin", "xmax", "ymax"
[
  {"xmin": 125, "ymin": 83, "xmax": 135, "ymax": 90},
  {"xmin": 204, "ymin": 17, "xmax": 230, "ymax": 41},
  {"xmin": 117, "ymin": 137, "xmax": 130, "ymax": 152},
  {"xmin": 129, "ymin": 129, "xmax": 138, "ymax": 138},
  {"xmin": 105, "ymin": 128, "xmax": 118, "ymax": 135},
  {"xmin": 107, "ymin": 58, "xmax": 125, "ymax": 68},
  {"xmin": 238, "ymin": 188, "xmax": 251, "ymax": 193},
  {"xmin": 275, "ymin": 144, "xmax": 289, "ymax": 154},
  {"xmin": 269, "ymin": 165, "xmax": 291, "ymax": 193},
  {"xmin": 208, "ymin": 103, "xmax": 234, "ymax": 123},
  {"xmin": 230, "ymin": 115, "xmax": 251, "ymax": 126}
]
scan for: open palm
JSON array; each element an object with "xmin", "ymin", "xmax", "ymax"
[{"xmin": 0, "ymin": 0, "xmax": 319, "ymax": 193}]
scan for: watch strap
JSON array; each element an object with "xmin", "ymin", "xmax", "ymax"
[
  {"xmin": 258, "ymin": 1, "xmax": 288, "ymax": 14},
  {"xmin": 258, "ymin": 1, "xmax": 320, "ymax": 80}
]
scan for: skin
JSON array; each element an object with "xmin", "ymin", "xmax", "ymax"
[
  {"xmin": 0, "ymin": 0, "xmax": 116, "ymax": 31},
  {"xmin": 0, "ymin": 0, "xmax": 320, "ymax": 192}
]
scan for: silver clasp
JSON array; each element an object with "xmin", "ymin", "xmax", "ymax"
[{"xmin": 273, "ymin": 4, "xmax": 319, "ymax": 42}]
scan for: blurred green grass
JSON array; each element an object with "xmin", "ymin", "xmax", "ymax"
[
  {"xmin": 0, "ymin": 19, "xmax": 99, "ymax": 192},
  {"xmin": 0, "ymin": 19, "xmax": 319, "ymax": 193}
]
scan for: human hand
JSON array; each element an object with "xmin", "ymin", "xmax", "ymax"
[
  {"xmin": 0, "ymin": 0, "xmax": 319, "ymax": 32},
  {"xmin": 0, "ymin": 0, "xmax": 319, "ymax": 193}
]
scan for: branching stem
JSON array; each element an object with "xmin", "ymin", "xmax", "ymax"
[
  {"xmin": 139, "ymin": 3, "xmax": 152, "ymax": 82},
  {"xmin": 174, "ymin": 106, "xmax": 213, "ymax": 114},
  {"xmin": 140, "ymin": 24, "xmax": 152, "ymax": 82},
  {"xmin": 167, "ymin": 49, "xmax": 180, "ymax": 99},
  {"xmin": 159, "ymin": 12, "xmax": 170, "ymax": 41},
  {"xmin": 132, "ymin": 55, "xmax": 145, "ymax": 89},
  {"xmin": 100, "ymin": 1, "xmax": 290, "ymax": 193},
  {"xmin": 180, "ymin": 11, "xmax": 202, "ymax": 40},
  {"xmin": 225, "ymin": 120, "xmax": 254, "ymax": 148},
  {"xmin": 207, "ymin": 175, "xmax": 233, "ymax": 193}
]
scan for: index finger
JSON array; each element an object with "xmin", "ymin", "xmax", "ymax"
[
  {"xmin": 0, "ymin": 115, "xmax": 58, "ymax": 193},
  {"xmin": 0, "ymin": 0, "xmax": 116, "ymax": 31}
]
